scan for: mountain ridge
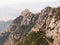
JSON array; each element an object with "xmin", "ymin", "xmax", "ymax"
[{"xmin": 0, "ymin": 6, "xmax": 60, "ymax": 45}]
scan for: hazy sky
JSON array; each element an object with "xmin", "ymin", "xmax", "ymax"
[{"xmin": 0, "ymin": 0, "xmax": 60, "ymax": 21}]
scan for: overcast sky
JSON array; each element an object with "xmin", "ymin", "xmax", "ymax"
[{"xmin": 0, "ymin": 0, "xmax": 60, "ymax": 21}]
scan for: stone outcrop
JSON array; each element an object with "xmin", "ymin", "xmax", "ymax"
[{"xmin": 0, "ymin": 6, "xmax": 60, "ymax": 45}]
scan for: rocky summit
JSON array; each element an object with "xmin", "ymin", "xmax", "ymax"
[{"xmin": 0, "ymin": 6, "xmax": 60, "ymax": 45}]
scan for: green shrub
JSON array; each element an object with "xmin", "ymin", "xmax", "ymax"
[{"xmin": 15, "ymin": 31, "xmax": 49, "ymax": 45}]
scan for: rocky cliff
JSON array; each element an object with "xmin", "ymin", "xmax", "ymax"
[{"xmin": 0, "ymin": 6, "xmax": 60, "ymax": 45}]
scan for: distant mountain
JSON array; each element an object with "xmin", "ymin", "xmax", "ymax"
[
  {"xmin": 0, "ymin": 7, "xmax": 60, "ymax": 45},
  {"xmin": 0, "ymin": 20, "xmax": 12, "ymax": 32}
]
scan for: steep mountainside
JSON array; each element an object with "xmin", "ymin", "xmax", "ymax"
[{"xmin": 0, "ymin": 7, "xmax": 60, "ymax": 45}]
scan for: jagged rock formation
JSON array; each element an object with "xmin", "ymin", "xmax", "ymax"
[{"xmin": 0, "ymin": 6, "xmax": 60, "ymax": 45}]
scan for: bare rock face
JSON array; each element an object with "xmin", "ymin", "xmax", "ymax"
[
  {"xmin": 3, "ymin": 9, "xmax": 37, "ymax": 45},
  {"xmin": 0, "ymin": 7, "xmax": 60, "ymax": 45},
  {"xmin": 20, "ymin": 9, "xmax": 30, "ymax": 16},
  {"xmin": 13, "ymin": 9, "xmax": 35, "ymax": 25}
]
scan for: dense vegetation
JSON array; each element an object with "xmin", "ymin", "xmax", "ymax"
[{"xmin": 15, "ymin": 31, "xmax": 49, "ymax": 45}]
